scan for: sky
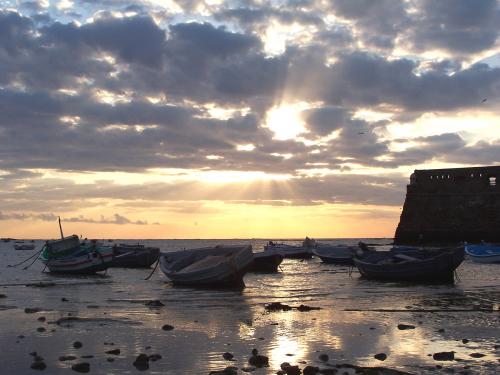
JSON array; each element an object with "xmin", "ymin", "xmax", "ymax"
[{"xmin": 0, "ymin": 0, "xmax": 499, "ymax": 239}]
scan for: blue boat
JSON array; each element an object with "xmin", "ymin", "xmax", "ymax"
[{"xmin": 465, "ymin": 243, "xmax": 500, "ymax": 263}]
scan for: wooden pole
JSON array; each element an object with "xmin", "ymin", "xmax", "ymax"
[{"xmin": 58, "ymin": 216, "xmax": 64, "ymax": 239}]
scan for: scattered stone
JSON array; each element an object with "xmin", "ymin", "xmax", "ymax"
[
  {"xmin": 107, "ymin": 358, "xmax": 114, "ymax": 362},
  {"xmin": 281, "ymin": 364, "xmax": 301, "ymax": 375},
  {"xmin": 133, "ymin": 353, "xmax": 149, "ymax": 371},
  {"xmin": 105, "ymin": 349, "xmax": 120, "ymax": 355},
  {"xmin": 24, "ymin": 307, "xmax": 41, "ymax": 313},
  {"xmin": 241, "ymin": 366, "xmax": 256, "ymax": 372},
  {"xmin": 397, "ymin": 324, "xmax": 415, "ymax": 330},
  {"xmin": 223, "ymin": 352, "xmax": 234, "ymax": 360},
  {"xmin": 61, "ymin": 298, "xmax": 68, "ymax": 302},
  {"xmin": 433, "ymin": 352, "xmax": 455, "ymax": 361},
  {"xmin": 36, "ymin": 327, "xmax": 46, "ymax": 332},
  {"xmin": 71, "ymin": 362, "xmax": 90, "ymax": 373},
  {"xmin": 86, "ymin": 305, "xmax": 99, "ymax": 309},
  {"xmin": 303, "ymin": 366, "xmax": 320, "ymax": 375},
  {"xmin": 469, "ymin": 353, "xmax": 485, "ymax": 358},
  {"xmin": 318, "ymin": 354, "xmax": 329, "ymax": 362},
  {"xmin": 281, "ymin": 362, "xmax": 291, "ymax": 370},
  {"xmin": 17, "ymin": 335, "xmax": 25, "ymax": 339},
  {"xmin": 145, "ymin": 346, "xmax": 151, "ymax": 350},
  {"xmin": 286, "ymin": 353, "xmax": 295, "ymax": 356},
  {"xmin": 73, "ymin": 341, "xmax": 83, "ymax": 349},
  {"xmin": 0, "ymin": 294, "xmax": 6, "ymax": 298},
  {"xmin": 161, "ymin": 324, "xmax": 174, "ymax": 331},
  {"xmin": 29, "ymin": 351, "xmax": 37, "ymax": 356},
  {"xmin": 209, "ymin": 366, "xmax": 238, "ymax": 375},
  {"xmin": 248, "ymin": 349, "xmax": 269, "ymax": 368},
  {"xmin": 26, "ymin": 282, "xmax": 56, "ymax": 288},
  {"xmin": 265, "ymin": 302, "xmax": 292, "ymax": 312},
  {"xmin": 297, "ymin": 304, "xmax": 321, "ymax": 312},
  {"xmin": 374, "ymin": 353, "xmax": 387, "ymax": 361},
  {"xmin": 37, "ymin": 316, "xmax": 46, "ymax": 322},
  {"xmin": 30, "ymin": 360, "xmax": 46, "ymax": 371},
  {"xmin": 462, "ymin": 339, "xmax": 469, "ymax": 344},
  {"xmin": 270, "ymin": 322, "xmax": 279, "ymax": 325},
  {"xmin": 145, "ymin": 300, "xmax": 165, "ymax": 307},
  {"xmin": 59, "ymin": 355, "xmax": 77, "ymax": 361},
  {"xmin": 438, "ymin": 328, "xmax": 445, "ymax": 333},
  {"xmin": 80, "ymin": 355, "xmax": 93, "ymax": 359},
  {"xmin": 258, "ymin": 337, "xmax": 265, "ymax": 340},
  {"xmin": 104, "ymin": 342, "xmax": 114, "ymax": 346}
]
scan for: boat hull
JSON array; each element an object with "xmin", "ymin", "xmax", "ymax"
[
  {"xmin": 111, "ymin": 245, "xmax": 160, "ymax": 268},
  {"xmin": 248, "ymin": 253, "xmax": 283, "ymax": 272},
  {"xmin": 41, "ymin": 245, "xmax": 113, "ymax": 274},
  {"xmin": 465, "ymin": 244, "xmax": 500, "ymax": 263},
  {"xmin": 159, "ymin": 246, "xmax": 254, "ymax": 288},
  {"xmin": 264, "ymin": 244, "xmax": 312, "ymax": 259},
  {"xmin": 353, "ymin": 247, "xmax": 465, "ymax": 282},
  {"xmin": 313, "ymin": 246, "xmax": 354, "ymax": 265}
]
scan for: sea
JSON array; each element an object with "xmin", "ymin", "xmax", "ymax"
[{"xmin": 0, "ymin": 238, "xmax": 499, "ymax": 374}]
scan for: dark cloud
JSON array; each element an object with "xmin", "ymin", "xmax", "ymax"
[{"xmin": 0, "ymin": 211, "xmax": 154, "ymax": 224}]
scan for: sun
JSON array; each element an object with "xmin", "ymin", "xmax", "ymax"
[{"xmin": 265, "ymin": 102, "xmax": 309, "ymax": 141}]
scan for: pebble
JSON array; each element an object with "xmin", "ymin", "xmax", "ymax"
[
  {"xmin": 73, "ymin": 341, "xmax": 83, "ymax": 349},
  {"xmin": 248, "ymin": 349, "xmax": 268, "ymax": 367},
  {"xmin": 71, "ymin": 362, "xmax": 90, "ymax": 373},
  {"xmin": 433, "ymin": 351, "xmax": 455, "ymax": 361},
  {"xmin": 462, "ymin": 339, "xmax": 469, "ymax": 344},
  {"xmin": 37, "ymin": 316, "xmax": 46, "ymax": 322},
  {"xmin": 318, "ymin": 353, "xmax": 329, "ymax": 362},
  {"xmin": 30, "ymin": 360, "xmax": 46, "ymax": 371},
  {"xmin": 223, "ymin": 352, "xmax": 234, "ymax": 360},
  {"xmin": 374, "ymin": 353, "xmax": 387, "ymax": 361},
  {"xmin": 148, "ymin": 354, "xmax": 162, "ymax": 362},
  {"xmin": 24, "ymin": 307, "xmax": 41, "ymax": 313},
  {"xmin": 161, "ymin": 324, "xmax": 174, "ymax": 331},
  {"xmin": 81, "ymin": 355, "xmax": 93, "ymax": 359},
  {"xmin": 59, "ymin": 355, "xmax": 77, "ymax": 361},
  {"xmin": 241, "ymin": 366, "xmax": 255, "ymax": 372},
  {"xmin": 36, "ymin": 327, "xmax": 46, "ymax": 332},
  {"xmin": 397, "ymin": 324, "xmax": 415, "ymax": 330},
  {"xmin": 61, "ymin": 298, "xmax": 68, "ymax": 302},
  {"xmin": 106, "ymin": 358, "xmax": 115, "ymax": 362},
  {"xmin": 133, "ymin": 353, "xmax": 150, "ymax": 371},
  {"xmin": 469, "ymin": 353, "xmax": 485, "ymax": 358},
  {"xmin": 0, "ymin": 294, "xmax": 6, "ymax": 298},
  {"xmin": 303, "ymin": 365, "xmax": 320, "ymax": 374},
  {"xmin": 105, "ymin": 349, "xmax": 120, "ymax": 355},
  {"xmin": 145, "ymin": 300, "xmax": 165, "ymax": 307}
]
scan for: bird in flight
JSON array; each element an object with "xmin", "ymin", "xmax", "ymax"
[
  {"xmin": 358, "ymin": 132, "xmax": 365, "ymax": 135},
  {"xmin": 481, "ymin": 98, "xmax": 487, "ymax": 103}
]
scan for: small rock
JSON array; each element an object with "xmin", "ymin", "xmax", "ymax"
[
  {"xmin": 107, "ymin": 358, "xmax": 115, "ymax": 362},
  {"xmin": 145, "ymin": 345, "xmax": 151, "ymax": 350},
  {"xmin": 105, "ymin": 349, "xmax": 120, "ymax": 355},
  {"xmin": 36, "ymin": 327, "xmax": 46, "ymax": 332},
  {"xmin": 303, "ymin": 366, "xmax": 319, "ymax": 375},
  {"xmin": 469, "ymin": 353, "xmax": 485, "ymax": 358},
  {"xmin": 145, "ymin": 300, "xmax": 165, "ymax": 307},
  {"xmin": 133, "ymin": 353, "xmax": 149, "ymax": 371},
  {"xmin": 433, "ymin": 351, "xmax": 455, "ymax": 361},
  {"xmin": 248, "ymin": 349, "xmax": 268, "ymax": 368},
  {"xmin": 161, "ymin": 324, "xmax": 174, "ymax": 331},
  {"xmin": 438, "ymin": 328, "xmax": 445, "ymax": 333},
  {"xmin": 148, "ymin": 354, "xmax": 162, "ymax": 362},
  {"xmin": 223, "ymin": 352, "xmax": 234, "ymax": 360},
  {"xmin": 0, "ymin": 294, "xmax": 6, "ymax": 298},
  {"xmin": 241, "ymin": 366, "xmax": 255, "ymax": 372},
  {"xmin": 462, "ymin": 339, "xmax": 469, "ymax": 344},
  {"xmin": 282, "ymin": 364, "xmax": 301, "ymax": 375},
  {"xmin": 59, "ymin": 355, "xmax": 77, "ymax": 361},
  {"xmin": 296, "ymin": 304, "xmax": 321, "ymax": 312},
  {"xmin": 73, "ymin": 341, "xmax": 83, "ymax": 349},
  {"xmin": 397, "ymin": 324, "xmax": 415, "ymax": 330},
  {"xmin": 24, "ymin": 307, "xmax": 41, "ymax": 314},
  {"xmin": 71, "ymin": 362, "xmax": 90, "ymax": 373},
  {"xmin": 281, "ymin": 362, "xmax": 291, "ymax": 370},
  {"xmin": 265, "ymin": 302, "xmax": 292, "ymax": 312},
  {"xmin": 18, "ymin": 335, "xmax": 25, "ymax": 339},
  {"xmin": 80, "ymin": 355, "xmax": 93, "ymax": 359},
  {"xmin": 318, "ymin": 353, "xmax": 329, "ymax": 362},
  {"xmin": 37, "ymin": 316, "xmax": 46, "ymax": 322},
  {"xmin": 374, "ymin": 353, "xmax": 387, "ymax": 361},
  {"xmin": 61, "ymin": 298, "xmax": 68, "ymax": 302}
]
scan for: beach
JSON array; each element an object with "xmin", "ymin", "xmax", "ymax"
[{"xmin": 1, "ymin": 239, "xmax": 499, "ymax": 374}]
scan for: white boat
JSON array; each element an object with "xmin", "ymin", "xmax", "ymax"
[
  {"xmin": 40, "ymin": 235, "xmax": 113, "ymax": 274},
  {"xmin": 159, "ymin": 245, "xmax": 254, "ymax": 287},
  {"xmin": 465, "ymin": 243, "xmax": 500, "ymax": 263},
  {"xmin": 264, "ymin": 241, "xmax": 312, "ymax": 259},
  {"xmin": 312, "ymin": 244, "xmax": 356, "ymax": 265}
]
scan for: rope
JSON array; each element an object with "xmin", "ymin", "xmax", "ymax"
[
  {"xmin": 23, "ymin": 249, "xmax": 44, "ymax": 270},
  {"xmin": 144, "ymin": 258, "xmax": 160, "ymax": 280},
  {"xmin": 8, "ymin": 247, "xmax": 44, "ymax": 268}
]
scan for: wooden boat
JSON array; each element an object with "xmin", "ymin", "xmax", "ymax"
[
  {"xmin": 14, "ymin": 244, "xmax": 35, "ymax": 250},
  {"xmin": 248, "ymin": 250, "xmax": 283, "ymax": 272},
  {"xmin": 111, "ymin": 243, "xmax": 160, "ymax": 268},
  {"xmin": 264, "ymin": 241, "xmax": 312, "ymax": 259},
  {"xmin": 353, "ymin": 246, "xmax": 465, "ymax": 282},
  {"xmin": 40, "ymin": 235, "xmax": 113, "ymax": 274},
  {"xmin": 465, "ymin": 243, "xmax": 500, "ymax": 263},
  {"xmin": 159, "ymin": 245, "xmax": 254, "ymax": 287},
  {"xmin": 312, "ymin": 244, "xmax": 355, "ymax": 265}
]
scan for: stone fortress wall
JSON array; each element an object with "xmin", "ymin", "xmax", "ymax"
[{"xmin": 394, "ymin": 166, "xmax": 500, "ymax": 245}]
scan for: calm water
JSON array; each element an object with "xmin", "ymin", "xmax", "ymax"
[{"xmin": 0, "ymin": 238, "xmax": 499, "ymax": 374}]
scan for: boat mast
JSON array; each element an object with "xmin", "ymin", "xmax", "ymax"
[{"xmin": 58, "ymin": 216, "xmax": 64, "ymax": 239}]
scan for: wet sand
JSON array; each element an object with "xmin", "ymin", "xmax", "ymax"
[{"xmin": 1, "ymin": 239, "xmax": 499, "ymax": 374}]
